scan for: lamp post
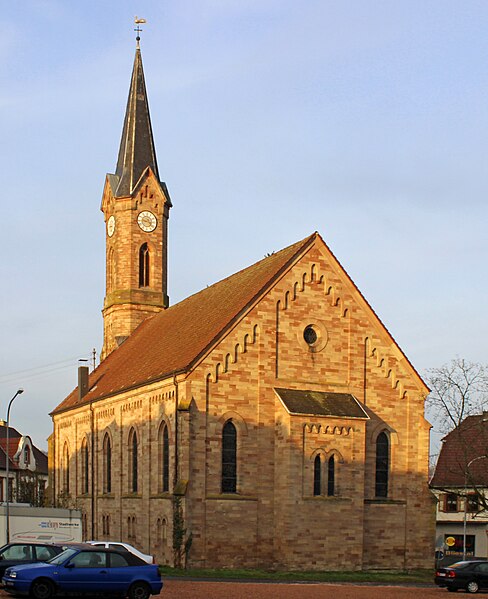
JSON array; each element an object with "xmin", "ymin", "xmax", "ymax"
[
  {"xmin": 463, "ymin": 454, "xmax": 488, "ymax": 560},
  {"xmin": 5, "ymin": 389, "xmax": 24, "ymax": 544}
]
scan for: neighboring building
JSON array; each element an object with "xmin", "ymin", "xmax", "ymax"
[
  {"xmin": 431, "ymin": 413, "xmax": 488, "ymax": 561},
  {"xmin": 49, "ymin": 40, "xmax": 434, "ymax": 570},
  {"xmin": 0, "ymin": 422, "xmax": 48, "ymax": 507}
]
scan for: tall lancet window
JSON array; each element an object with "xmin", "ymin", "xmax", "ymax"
[
  {"xmin": 327, "ymin": 455, "xmax": 335, "ymax": 496},
  {"xmin": 313, "ymin": 455, "xmax": 321, "ymax": 496},
  {"xmin": 81, "ymin": 438, "xmax": 89, "ymax": 495},
  {"xmin": 103, "ymin": 433, "xmax": 112, "ymax": 494},
  {"xmin": 62, "ymin": 443, "xmax": 70, "ymax": 494},
  {"xmin": 139, "ymin": 243, "xmax": 150, "ymax": 287},
  {"xmin": 375, "ymin": 432, "xmax": 389, "ymax": 498},
  {"xmin": 221, "ymin": 421, "xmax": 237, "ymax": 493},
  {"xmin": 129, "ymin": 429, "xmax": 138, "ymax": 493}
]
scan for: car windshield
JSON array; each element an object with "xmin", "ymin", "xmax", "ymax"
[{"xmin": 47, "ymin": 548, "xmax": 78, "ymax": 565}]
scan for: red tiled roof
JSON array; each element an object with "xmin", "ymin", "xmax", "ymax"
[
  {"xmin": 0, "ymin": 430, "xmax": 47, "ymax": 474},
  {"xmin": 430, "ymin": 414, "xmax": 488, "ymax": 487},
  {"xmin": 52, "ymin": 233, "xmax": 317, "ymax": 414}
]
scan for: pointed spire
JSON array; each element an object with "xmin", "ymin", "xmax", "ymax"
[{"xmin": 115, "ymin": 47, "xmax": 159, "ymax": 196}]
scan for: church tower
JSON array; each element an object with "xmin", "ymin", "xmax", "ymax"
[{"xmin": 101, "ymin": 40, "xmax": 171, "ymax": 360}]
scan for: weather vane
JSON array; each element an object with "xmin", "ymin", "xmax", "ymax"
[{"xmin": 134, "ymin": 16, "xmax": 147, "ymax": 48}]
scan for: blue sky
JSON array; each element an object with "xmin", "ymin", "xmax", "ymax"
[{"xmin": 1, "ymin": 1, "xmax": 487, "ymax": 452}]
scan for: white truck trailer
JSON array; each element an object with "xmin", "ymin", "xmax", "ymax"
[{"xmin": 0, "ymin": 506, "xmax": 82, "ymax": 545}]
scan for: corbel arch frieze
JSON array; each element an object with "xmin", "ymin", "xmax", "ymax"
[
  {"xmin": 304, "ymin": 423, "xmax": 353, "ymax": 436},
  {"xmin": 366, "ymin": 338, "xmax": 406, "ymax": 400},
  {"xmin": 278, "ymin": 263, "xmax": 349, "ymax": 321},
  {"xmin": 207, "ymin": 324, "xmax": 260, "ymax": 384}
]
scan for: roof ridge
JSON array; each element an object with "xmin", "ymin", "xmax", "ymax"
[{"xmin": 161, "ymin": 232, "xmax": 317, "ymax": 312}]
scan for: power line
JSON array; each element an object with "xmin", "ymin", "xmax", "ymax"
[{"xmin": 0, "ymin": 354, "xmax": 91, "ymax": 384}]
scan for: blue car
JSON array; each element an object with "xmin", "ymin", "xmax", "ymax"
[{"xmin": 2, "ymin": 545, "xmax": 163, "ymax": 599}]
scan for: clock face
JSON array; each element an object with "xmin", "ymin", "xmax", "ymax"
[
  {"xmin": 107, "ymin": 215, "xmax": 116, "ymax": 237},
  {"xmin": 137, "ymin": 211, "xmax": 157, "ymax": 232}
]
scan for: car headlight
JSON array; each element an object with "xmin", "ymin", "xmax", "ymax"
[{"xmin": 8, "ymin": 571, "xmax": 17, "ymax": 579}]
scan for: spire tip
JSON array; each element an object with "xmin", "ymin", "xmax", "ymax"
[{"xmin": 134, "ymin": 17, "xmax": 146, "ymax": 48}]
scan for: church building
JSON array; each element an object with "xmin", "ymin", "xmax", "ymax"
[{"xmin": 50, "ymin": 40, "xmax": 434, "ymax": 570}]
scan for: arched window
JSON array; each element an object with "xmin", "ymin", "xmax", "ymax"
[
  {"xmin": 62, "ymin": 443, "xmax": 70, "ymax": 494},
  {"xmin": 313, "ymin": 455, "xmax": 321, "ymax": 496},
  {"xmin": 327, "ymin": 455, "xmax": 335, "ymax": 496},
  {"xmin": 139, "ymin": 243, "xmax": 150, "ymax": 287},
  {"xmin": 108, "ymin": 248, "xmax": 116, "ymax": 291},
  {"xmin": 82, "ymin": 513, "xmax": 87, "ymax": 540},
  {"xmin": 81, "ymin": 438, "xmax": 89, "ymax": 494},
  {"xmin": 159, "ymin": 423, "xmax": 169, "ymax": 493},
  {"xmin": 221, "ymin": 421, "xmax": 237, "ymax": 493},
  {"xmin": 156, "ymin": 518, "xmax": 167, "ymax": 547},
  {"xmin": 375, "ymin": 432, "xmax": 389, "ymax": 498},
  {"xmin": 23, "ymin": 445, "xmax": 31, "ymax": 465},
  {"xmin": 129, "ymin": 429, "xmax": 138, "ymax": 493},
  {"xmin": 161, "ymin": 518, "xmax": 167, "ymax": 545},
  {"xmin": 103, "ymin": 434, "xmax": 112, "ymax": 494}
]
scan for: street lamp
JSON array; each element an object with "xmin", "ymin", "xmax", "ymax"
[
  {"xmin": 5, "ymin": 389, "xmax": 24, "ymax": 544},
  {"xmin": 463, "ymin": 454, "xmax": 488, "ymax": 560}
]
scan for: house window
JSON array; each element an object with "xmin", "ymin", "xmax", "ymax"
[
  {"xmin": 467, "ymin": 493, "xmax": 480, "ymax": 513},
  {"xmin": 81, "ymin": 439, "xmax": 89, "ymax": 495},
  {"xmin": 160, "ymin": 423, "xmax": 169, "ymax": 493},
  {"xmin": 103, "ymin": 434, "xmax": 112, "ymax": 494},
  {"xmin": 139, "ymin": 243, "xmax": 150, "ymax": 287},
  {"xmin": 23, "ymin": 446, "xmax": 30, "ymax": 465},
  {"xmin": 313, "ymin": 455, "xmax": 322, "ymax": 496},
  {"xmin": 445, "ymin": 493, "xmax": 459, "ymax": 512},
  {"xmin": 327, "ymin": 455, "xmax": 335, "ymax": 496},
  {"xmin": 129, "ymin": 429, "xmax": 138, "ymax": 493},
  {"xmin": 221, "ymin": 420, "xmax": 237, "ymax": 493},
  {"xmin": 375, "ymin": 432, "xmax": 389, "ymax": 498}
]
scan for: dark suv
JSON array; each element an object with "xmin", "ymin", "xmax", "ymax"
[{"xmin": 0, "ymin": 543, "xmax": 63, "ymax": 579}]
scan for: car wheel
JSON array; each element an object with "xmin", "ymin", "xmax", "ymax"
[
  {"xmin": 30, "ymin": 579, "xmax": 54, "ymax": 599},
  {"xmin": 128, "ymin": 581, "xmax": 151, "ymax": 599},
  {"xmin": 466, "ymin": 580, "xmax": 479, "ymax": 594}
]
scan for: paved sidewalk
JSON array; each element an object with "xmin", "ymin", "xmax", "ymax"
[{"xmin": 160, "ymin": 579, "xmax": 443, "ymax": 598}]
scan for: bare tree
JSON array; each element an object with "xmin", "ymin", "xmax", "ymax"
[
  {"xmin": 426, "ymin": 358, "xmax": 488, "ymax": 434},
  {"xmin": 428, "ymin": 358, "xmax": 488, "ymax": 513}
]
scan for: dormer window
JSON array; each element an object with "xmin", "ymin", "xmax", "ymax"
[{"xmin": 23, "ymin": 445, "xmax": 30, "ymax": 465}]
